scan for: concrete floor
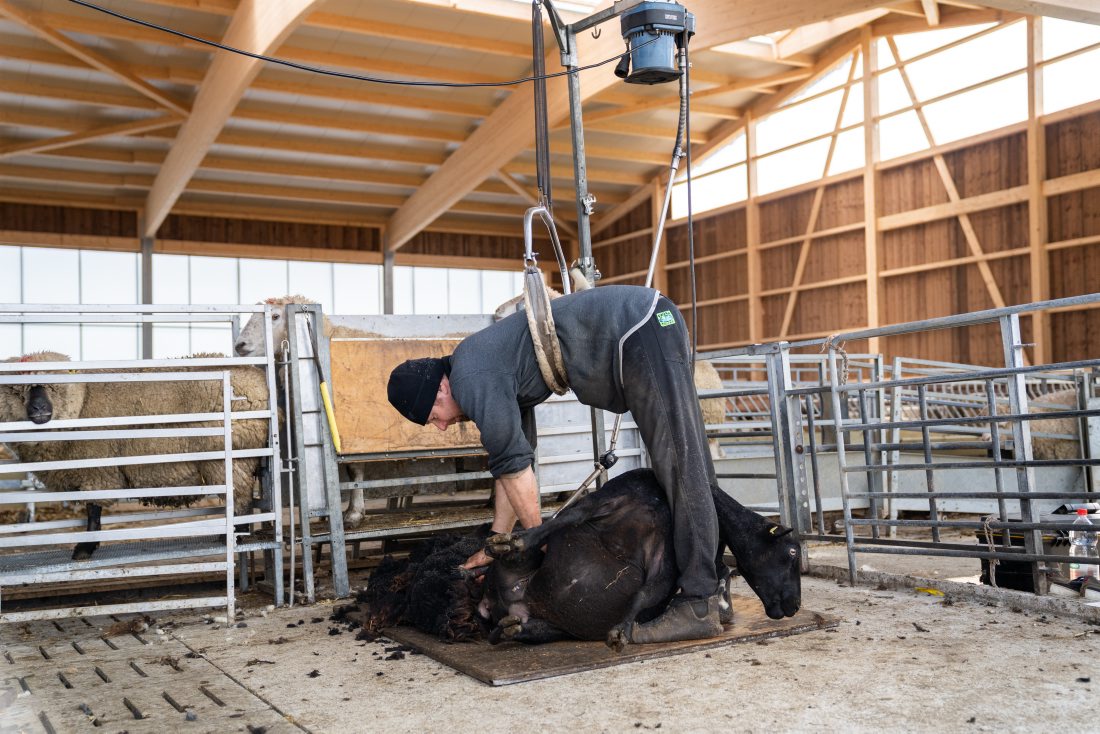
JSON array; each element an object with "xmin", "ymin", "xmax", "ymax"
[{"xmin": 5, "ymin": 544, "xmax": 1100, "ymax": 734}]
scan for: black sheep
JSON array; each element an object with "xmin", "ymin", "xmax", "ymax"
[{"xmin": 359, "ymin": 469, "xmax": 801, "ymax": 650}]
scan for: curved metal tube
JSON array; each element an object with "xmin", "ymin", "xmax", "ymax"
[{"xmin": 523, "ymin": 205, "xmax": 571, "ymax": 295}]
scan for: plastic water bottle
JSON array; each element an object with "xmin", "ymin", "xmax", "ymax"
[{"xmin": 1068, "ymin": 509, "xmax": 1098, "ymax": 581}]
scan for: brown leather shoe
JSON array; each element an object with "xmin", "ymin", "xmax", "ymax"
[{"xmin": 630, "ymin": 595, "xmax": 722, "ymax": 644}]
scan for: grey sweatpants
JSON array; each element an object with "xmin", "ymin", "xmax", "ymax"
[{"xmin": 620, "ymin": 296, "xmax": 720, "ymax": 599}]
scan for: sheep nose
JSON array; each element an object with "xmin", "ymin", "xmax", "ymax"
[
  {"xmin": 234, "ymin": 341, "xmax": 247, "ymax": 356},
  {"xmin": 26, "ymin": 386, "xmax": 52, "ymax": 424}
]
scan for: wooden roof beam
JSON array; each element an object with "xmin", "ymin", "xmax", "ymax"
[
  {"xmin": 143, "ymin": 0, "xmax": 322, "ymax": 237},
  {"xmin": 0, "ymin": 116, "xmax": 181, "ymax": 160},
  {"xmin": 922, "ymin": 0, "xmax": 942, "ymax": 25},
  {"xmin": 0, "ymin": 1, "xmax": 189, "ymax": 116},
  {"xmin": 774, "ymin": 8, "xmax": 890, "ymax": 58},
  {"xmin": 134, "ymin": 0, "xmax": 534, "ymax": 57},
  {"xmin": 976, "ymin": 1, "xmax": 1100, "ymax": 24},
  {"xmin": 383, "ymin": 0, "xmax": 893, "ymax": 252}
]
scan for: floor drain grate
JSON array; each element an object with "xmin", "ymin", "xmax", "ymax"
[{"xmin": 122, "ymin": 697, "xmax": 145, "ymax": 720}]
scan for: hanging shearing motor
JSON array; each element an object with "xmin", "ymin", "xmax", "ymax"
[{"xmin": 615, "ymin": 2, "xmax": 696, "ymax": 84}]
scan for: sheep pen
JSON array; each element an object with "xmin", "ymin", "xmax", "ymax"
[
  {"xmin": 0, "ymin": 351, "xmax": 271, "ymax": 560},
  {"xmin": 237, "ymin": 290, "xmax": 731, "ymax": 528}
]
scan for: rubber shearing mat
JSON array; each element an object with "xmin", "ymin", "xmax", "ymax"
[{"xmin": 385, "ymin": 594, "xmax": 838, "ymax": 686}]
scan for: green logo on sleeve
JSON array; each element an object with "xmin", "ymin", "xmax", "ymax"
[{"xmin": 655, "ymin": 310, "xmax": 675, "ymax": 327}]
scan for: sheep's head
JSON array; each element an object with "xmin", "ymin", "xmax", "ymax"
[
  {"xmin": 235, "ymin": 295, "xmax": 316, "ymax": 358},
  {"xmin": 0, "ymin": 352, "xmax": 85, "ymax": 425}
]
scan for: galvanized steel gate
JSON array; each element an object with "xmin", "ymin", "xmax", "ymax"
[
  {"xmin": 707, "ymin": 293, "xmax": 1100, "ymax": 593},
  {"xmin": 0, "ymin": 304, "xmax": 285, "ymax": 622}
]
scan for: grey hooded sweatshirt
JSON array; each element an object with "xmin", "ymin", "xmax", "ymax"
[{"xmin": 449, "ymin": 285, "xmax": 661, "ymax": 478}]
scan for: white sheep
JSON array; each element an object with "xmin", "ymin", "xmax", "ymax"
[
  {"xmin": 1029, "ymin": 388, "xmax": 1083, "ymax": 460},
  {"xmin": 0, "ymin": 351, "xmax": 269, "ymax": 559},
  {"xmin": 235, "ymin": 296, "xmax": 413, "ymax": 526}
]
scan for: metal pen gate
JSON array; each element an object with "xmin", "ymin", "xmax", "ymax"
[
  {"xmin": 0, "ymin": 304, "xmax": 285, "ymax": 622},
  {"xmin": 706, "ymin": 293, "xmax": 1100, "ymax": 594}
]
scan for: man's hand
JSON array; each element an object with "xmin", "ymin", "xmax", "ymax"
[{"xmin": 462, "ymin": 548, "xmax": 493, "ymax": 571}]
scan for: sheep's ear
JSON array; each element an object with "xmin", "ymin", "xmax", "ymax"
[{"xmin": 767, "ymin": 524, "xmax": 794, "ymax": 539}]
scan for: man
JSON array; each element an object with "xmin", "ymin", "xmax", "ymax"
[{"xmin": 386, "ymin": 284, "xmax": 722, "ymax": 643}]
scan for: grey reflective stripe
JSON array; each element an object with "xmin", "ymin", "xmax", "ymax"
[{"xmin": 617, "ymin": 290, "xmax": 661, "ymax": 389}]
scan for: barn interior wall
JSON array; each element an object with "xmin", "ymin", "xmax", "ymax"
[
  {"xmin": 592, "ymin": 107, "xmax": 1100, "ymax": 367},
  {"xmin": 2, "ymin": 102, "xmax": 1098, "ymax": 367}
]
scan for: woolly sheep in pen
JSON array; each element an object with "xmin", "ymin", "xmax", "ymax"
[
  {"xmin": 233, "ymin": 295, "xmax": 395, "ymax": 527},
  {"xmin": 0, "ymin": 351, "xmax": 270, "ymax": 559},
  {"xmin": 1029, "ymin": 388, "xmax": 1084, "ymax": 461}
]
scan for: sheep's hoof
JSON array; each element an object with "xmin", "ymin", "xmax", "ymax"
[
  {"xmin": 342, "ymin": 509, "xmax": 364, "ymax": 527},
  {"xmin": 485, "ymin": 532, "xmax": 526, "ymax": 558},
  {"xmin": 71, "ymin": 543, "xmax": 97, "ymax": 561},
  {"xmin": 606, "ymin": 624, "xmax": 630, "ymax": 653},
  {"xmin": 488, "ymin": 615, "xmax": 523, "ymax": 645}
]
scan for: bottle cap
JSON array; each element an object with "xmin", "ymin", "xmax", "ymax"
[{"xmin": 1078, "ymin": 508, "xmax": 1089, "ymax": 515}]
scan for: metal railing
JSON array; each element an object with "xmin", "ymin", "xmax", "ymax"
[
  {"xmin": 0, "ymin": 304, "xmax": 284, "ymax": 622},
  {"xmin": 708, "ymin": 293, "xmax": 1100, "ymax": 593}
]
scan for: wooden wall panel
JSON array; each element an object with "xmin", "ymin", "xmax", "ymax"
[
  {"xmin": 879, "ymin": 158, "xmax": 947, "ymax": 216},
  {"xmin": 1050, "ymin": 243, "xmax": 1100, "ymax": 299},
  {"xmin": 666, "ymin": 207, "xmax": 747, "ymax": 262},
  {"xmin": 600, "ymin": 233, "xmax": 652, "ymax": 282},
  {"xmin": 968, "ymin": 203, "xmax": 1029, "ymax": 253},
  {"xmin": 695, "ymin": 300, "xmax": 750, "ymax": 347},
  {"xmin": 760, "ymin": 244, "xmax": 799, "ymax": 291},
  {"xmin": 943, "ymin": 132, "xmax": 1027, "ymax": 198},
  {"xmin": 802, "ymin": 232, "xmax": 866, "ymax": 285},
  {"xmin": 986, "ymin": 256, "xmax": 1031, "ymax": 306},
  {"xmin": 880, "ymin": 220, "xmax": 965, "ymax": 271},
  {"xmin": 668, "ymin": 255, "xmax": 748, "ymax": 304},
  {"xmin": 758, "ymin": 190, "xmax": 813, "ymax": 243},
  {"xmin": 1045, "ymin": 109, "xmax": 1100, "ymax": 179},
  {"xmin": 1048, "ymin": 188, "xmax": 1100, "ymax": 243},
  {"xmin": 159, "ymin": 214, "xmax": 380, "ymax": 251},
  {"xmin": 403, "ymin": 231, "xmax": 523, "ymax": 260},
  {"xmin": 817, "ymin": 178, "xmax": 864, "ymax": 230},
  {"xmin": 1051, "ymin": 310, "xmax": 1100, "ymax": 363},
  {"xmin": 789, "ymin": 282, "xmax": 867, "ymax": 337},
  {"xmin": 602, "ymin": 201, "xmax": 650, "ymax": 241},
  {"xmin": 0, "ymin": 202, "xmax": 136, "ymax": 237}
]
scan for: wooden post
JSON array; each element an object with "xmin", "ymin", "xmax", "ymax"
[
  {"xmin": 651, "ymin": 175, "xmax": 668, "ymax": 294},
  {"xmin": 1027, "ymin": 16, "xmax": 1051, "ymax": 364},
  {"xmin": 861, "ymin": 29, "xmax": 881, "ymax": 354},
  {"xmin": 745, "ymin": 113, "xmax": 762, "ymax": 343}
]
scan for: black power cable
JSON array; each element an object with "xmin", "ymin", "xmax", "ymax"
[
  {"xmin": 67, "ymin": 0, "xmax": 658, "ymax": 89},
  {"xmin": 683, "ymin": 37, "xmax": 698, "ymax": 368}
]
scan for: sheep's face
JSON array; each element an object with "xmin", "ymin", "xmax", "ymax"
[
  {"xmin": 0, "ymin": 383, "xmax": 74, "ymax": 424},
  {"xmin": 235, "ymin": 305, "xmax": 287, "ymax": 358}
]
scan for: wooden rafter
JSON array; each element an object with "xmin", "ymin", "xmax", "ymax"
[
  {"xmin": 775, "ymin": 8, "xmax": 889, "ymax": 58},
  {"xmin": 0, "ymin": 116, "xmax": 181, "ymax": 160},
  {"xmin": 976, "ymin": 0, "xmax": 1100, "ymax": 25},
  {"xmin": 384, "ymin": 0, "xmax": 906, "ymax": 252},
  {"xmin": 921, "ymin": 0, "xmax": 941, "ymax": 25},
  {"xmin": 0, "ymin": 1, "xmax": 189, "ymax": 116},
  {"xmin": 143, "ymin": 0, "xmax": 329, "ymax": 237}
]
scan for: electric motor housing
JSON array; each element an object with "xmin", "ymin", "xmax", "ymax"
[{"xmin": 618, "ymin": 1, "xmax": 695, "ymax": 85}]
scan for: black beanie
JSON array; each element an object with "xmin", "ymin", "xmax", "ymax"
[{"xmin": 387, "ymin": 357, "xmax": 447, "ymax": 425}]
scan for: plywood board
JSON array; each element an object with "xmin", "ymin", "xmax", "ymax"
[
  {"xmin": 385, "ymin": 594, "xmax": 838, "ymax": 686},
  {"xmin": 329, "ymin": 339, "xmax": 482, "ymax": 455}
]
